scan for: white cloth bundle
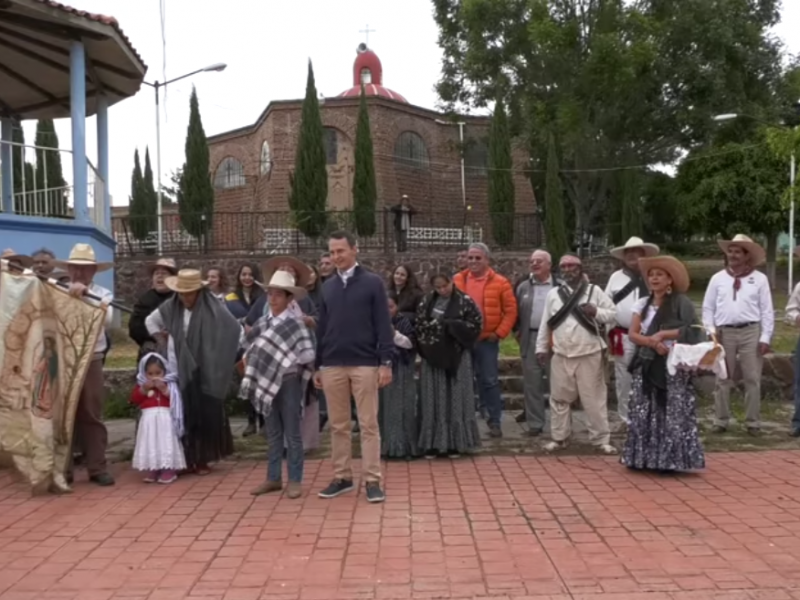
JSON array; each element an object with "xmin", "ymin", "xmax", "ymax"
[{"xmin": 667, "ymin": 342, "xmax": 728, "ymax": 379}]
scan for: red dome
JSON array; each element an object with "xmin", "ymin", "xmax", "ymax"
[{"xmin": 338, "ymin": 44, "xmax": 408, "ymax": 103}]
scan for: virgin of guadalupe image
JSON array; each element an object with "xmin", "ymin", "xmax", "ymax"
[{"xmin": 31, "ymin": 337, "xmax": 58, "ymax": 420}]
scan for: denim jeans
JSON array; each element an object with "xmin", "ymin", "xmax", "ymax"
[
  {"xmin": 472, "ymin": 339, "xmax": 504, "ymax": 426},
  {"xmin": 265, "ymin": 374, "xmax": 304, "ymax": 483},
  {"xmin": 793, "ymin": 337, "xmax": 800, "ymax": 431}
]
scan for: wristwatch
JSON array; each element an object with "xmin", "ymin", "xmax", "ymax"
[{"xmin": 381, "ymin": 360, "xmax": 392, "ymax": 368}]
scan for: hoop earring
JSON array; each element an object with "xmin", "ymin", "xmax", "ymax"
[{"xmin": 666, "ymin": 285, "xmax": 673, "ymax": 294}]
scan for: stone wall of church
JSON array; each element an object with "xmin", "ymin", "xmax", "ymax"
[
  {"xmin": 206, "ymin": 98, "xmax": 537, "ymax": 250},
  {"xmin": 114, "ymin": 251, "xmax": 617, "ymax": 306}
]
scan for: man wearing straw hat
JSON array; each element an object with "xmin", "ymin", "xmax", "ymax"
[
  {"xmin": 702, "ymin": 234, "xmax": 774, "ymax": 435},
  {"xmin": 1, "ymin": 249, "xmax": 34, "ymax": 274},
  {"xmin": 605, "ymin": 236, "xmax": 660, "ymax": 428},
  {"xmin": 55, "ymin": 243, "xmax": 115, "ymax": 486}
]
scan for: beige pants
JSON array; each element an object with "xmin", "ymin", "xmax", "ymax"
[
  {"xmin": 714, "ymin": 324, "xmax": 762, "ymax": 427},
  {"xmin": 550, "ymin": 351, "xmax": 610, "ymax": 446},
  {"xmin": 321, "ymin": 366, "xmax": 381, "ymax": 483}
]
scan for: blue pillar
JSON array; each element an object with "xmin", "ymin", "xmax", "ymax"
[
  {"xmin": 96, "ymin": 94, "xmax": 110, "ymax": 231},
  {"xmin": 70, "ymin": 40, "xmax": 88, "ymax": 222},
  {"xmin": 1, "ymin": 117, "xmax": 13, "ymax": 213}
]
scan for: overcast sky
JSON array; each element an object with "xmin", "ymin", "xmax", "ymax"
[{"xmin": 21, "ymin": 0, "xmax": 800, "ymax": 207}]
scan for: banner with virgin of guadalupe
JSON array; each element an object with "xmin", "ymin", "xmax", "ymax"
[{"xmin": 0, "ymin": 271, "xmax": 106, "ymax": 494}]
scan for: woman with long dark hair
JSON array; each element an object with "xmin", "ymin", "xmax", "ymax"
[
  {"xmin": 305, "ymin": 264, "xmax": 324, "ymax": 310},
  {"xmin": 622, "ymin": 255, "xmax": 705, "ymax": 473},
  {"xmin": 226, "ymin": 263, "xmax": 263, "ymax": 320},
  {"xmin": 388, "ymin": 264, "xmax": 424, "ymax": 323},
  {"xmin": 416, "ymin": 272, "xmax": 482, "ymax": 458}
]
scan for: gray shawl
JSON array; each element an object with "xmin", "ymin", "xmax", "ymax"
[{"xmin": 159, "ymin": 288, "xmax": 240, "ymax": 400}]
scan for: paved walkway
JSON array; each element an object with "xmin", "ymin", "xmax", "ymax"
[{"xmin": 2, "ymin": 452, "xmax": 800, "ymax": 600}]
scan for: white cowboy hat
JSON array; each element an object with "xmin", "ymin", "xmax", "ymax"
[
  {"xmin": 164, "ymin": 269, "xmax": 207, "ymax": 294},
  {"xmin": 264, "ymin": 270, "xmax": 307, "ymax": 299},
  {"xmin": 638, "ymin": 255, "xmax": 691, "ymax": 294},
  {"xmin": 610, "ymin": 237, "xmax": 660, "ymax": 260},
  {"xmin": 718, "ymin": 234, "xmax": 766, "ymax": 266},
  {"xmin": 1, "ymin": 248, "xmax": 34, "ymax": 269},
  {"xmin": 261, "ymin": 255, "xmax": 311, "ymax": 288},
  {"xmin": 55, "ymin": 243, "xmax": 112, "ymax": 272}
]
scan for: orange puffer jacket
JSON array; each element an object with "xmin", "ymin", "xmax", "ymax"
[{"xmin": 453, "ymin": 268, "xmax": 518, "ymax": 340}]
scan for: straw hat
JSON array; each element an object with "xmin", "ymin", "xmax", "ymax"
[
  {"xmin": 638, "ymin": 255, "xmax": 690, "ymax": 294},
  {"xmin": 610, "ymin": 237, "xmax": 660, "ymax": 260},
  {"xmin": 147, "ymin": 257, "xmax": 178, "ymax": 275},
  {"xmin": 164, "ymin": 269, "xmax": 207, "ymax": 294},
  {"xmin": 718, "ymin": 234, "xmax": 765, "ymax": 266},
  {"xmin": 1, "ymin": 249, "xmax": 34, "ymax": 269},
  {"xmin": 264, "ymin": 270, "xmax": 307, "ymax": 299},
  {"xmin": 261, "ymin": 255, "xmax": 311, "ymax": 288},
  {"xmin": 55, "ymin": 243, "xmax": 112, "ymax": 272}
]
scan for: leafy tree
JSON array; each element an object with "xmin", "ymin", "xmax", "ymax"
[
  {"xmin": 544, "ymin": 131, "xmax": 568, "ymax": 260},
  {"xmin": 127, "ymin": 149, "xmax": 149, "ymax": 240},
  {"xmin": 289, "ymin": 60, "xmax": 328, "ymax": 237},
  {"xmin": 640, "ymin": 171, "xmax": 689, "ymax": 242},
  {"xmin": 11, "ymin": 124, "xmax": 36, "ymax": 214},
  {"xmin": 488, "ymin": 96, "xmax": 515, "ymax": 246},
  {"xmin": 160, "ymin": 168, "xmax": 183, "ymax": 205},
  {"xmin": 142, "ymin": 148, "xmax": 158, "ymax": 233},
  {"xmin": 433, "ymin": 0, "xmax": 786, "ymax": 244},
  {"xmin": 34, "ymin": 119, "xmax": 67, "ymax": 216},
  {"xmin": 352, "ymin": 84, "xmax": 377, "ymax": 237},
  {"xmin": 179, "ymin": 86, "xmax": 214, "ymax": 239}
]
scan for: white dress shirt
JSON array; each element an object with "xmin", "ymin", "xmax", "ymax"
[
  {"xmin": 604, "ymin": 269, "xmax": 645, "ymax": 330},
  {"xmin": 701, "ymin": 270, "xmax": 774, "ymax": 344},
  {"xmin": 338, "ymin": 263, "xmax": 358, "ymax": 285},
  {"xmin": 535, "ymin": 283, "xmax": 617, "ymax": 358},
  {"xmin": 88, "ymin": 282, "xmax": 114, "ymax": 356},
  {"xmin": 785, "ymin": 282, "xmax": 800, "ymax": 325}
]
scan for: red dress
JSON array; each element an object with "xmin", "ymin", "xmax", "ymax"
[{"xmin": 131, "ymin": 385, "xmax": 171, "ymax": 410}]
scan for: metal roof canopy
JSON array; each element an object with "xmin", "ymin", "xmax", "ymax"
[{"xmin": 0, "ymin": 0, "xmax": 147, "ymax": 120}]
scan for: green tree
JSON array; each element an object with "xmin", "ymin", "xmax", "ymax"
[
  {"xmin": 142, "ymin": 147, "xmax": 158, "ymax": 234},
  {"xmin": 127, "ymin": 149, "xmax": 149, "ymax": 241},
  {"xmin": 11, "ymin": 124, "xmax": 36, "ymax": 214},
  {"xmin": 488, "ymin": 96, "xmax": 515, "ymax": 246},
  {"xmin": 34, "ymin": 119, "xmax": 67, "ymax": 216},
  {"xmin": 352, "ymin": 84, "xmax": 377, "ymax": 237},
  {"xmin": 544, "ymin": 131, "xmax": 568, "ymax": 260},
  {"xmin": 289, "ymin": 60, "xmax": 328, "ymax": 237},
  {"xmin": 179, "ymin": 86, "xmax": 214, "ymax": 240},
  {"xmin": 433, "ymin": 0, "xmax": 786, "ymax": 244}
]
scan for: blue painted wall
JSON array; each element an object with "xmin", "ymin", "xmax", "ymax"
[{"xmin": 0, "ymin": 214, "xmax": 115, "ymax": 290}]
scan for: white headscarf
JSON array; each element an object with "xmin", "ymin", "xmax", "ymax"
[{"xmin": 137, "ymin": 351, "xmax": 184, "ymax": 438}]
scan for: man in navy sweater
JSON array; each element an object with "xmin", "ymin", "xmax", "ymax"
[{"xmin": 313, "ymin": 231, "xmax": 394, "ymax": 503}]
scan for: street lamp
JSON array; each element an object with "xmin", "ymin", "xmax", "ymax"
[
  {"xmin": 713, "ymin": 112, "xmax": 797, "ymax": 292},
  {"xmin": 435, "ymin": 119, "xmax": 467, "ymax": 207},
  {"xmin": 143, "ymin": 63, "xmax": 227, "ymax": 254}
]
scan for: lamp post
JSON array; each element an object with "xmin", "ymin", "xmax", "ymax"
[
  {"xmin": 143, "ymin": 63, "xmax": 227, "ymax": 255},
  {"xmin": 713, "ymin": 112, "xmax": 797, "ymax": 292}
]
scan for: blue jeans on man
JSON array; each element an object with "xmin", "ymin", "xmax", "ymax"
[
  {"xmin": 792, "ymin": 337, "xmax": 800, "ymax": 434},
  {"xmin": 472, "ymin": 339, "xmax": 504, "ymax": 427},
  {"xmin": 265, "ymin": 374, "xmax": 304, "ymax": 483}
]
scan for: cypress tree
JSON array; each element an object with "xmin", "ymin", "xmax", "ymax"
[
  {"xmin": 544, "ymin": 131, "xmax": 569, "ymax": 260},
  {"xmin": 488, "ymin": 97, "xmax": 515, "ymax": 246},
  {"xmin": 143, "ymin": 147, "xmax": 158, "ymax": 237},
  {"xmin": 34, "ymin": 119, "xmax": 67, "ymax": 216},
  {"xmin": 289, "ymin": 60, "xmax": 328, "ymax": 237},
  {"xmin": 128, "ymin": 149, "xmax": 149, "ymax": 240},
  {"xmin": 179, "ymin": 86, "xmax": 215, "ymax": 239},
  {"xmin": 11, "ymin": 124, "xmax": 36, "ymax": 214},
  {"xmin": 352, "ymin": 84, "xmax": 377, "ymax": 237}
]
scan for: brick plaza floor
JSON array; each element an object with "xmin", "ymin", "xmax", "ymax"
[{"xmin": 1, "ymin": 452, "xmax": 800, "ymax": 600}]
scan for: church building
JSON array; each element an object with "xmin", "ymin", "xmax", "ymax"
[{"xmin": 206, "ymin": 43, "xmax": 537, "ymax": 248}]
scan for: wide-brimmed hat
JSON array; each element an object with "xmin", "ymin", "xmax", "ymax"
[
  {"xmin": 264, "ymin": 270, "xmax": 307, "ymax": 299},
  {"xmin": 610, "ymin": 237, "xmax": 660, "ymax": 261},
  {"xmin": 718, "ymin": 234, "xmax": 765, "ymax": 266},
  {"xmin": 639, "ymin": 255, "xmax": 690, "ymax": 294},
  {"xmin": 55, "ymin": 243, "xmax": 112, "ymax": 272},
  {"xmin": 261, "ymin": 255, "xmax": 311, "ymax": 288},
  {"xmin": 147, "ymin": 257, "xmax": 178, "ymax": 275},
  {"xmin": 1, "ymin": 248, "xmax": 34, "ymax": 269},
  {"xmin": 164, "ymin": 269, "xmax": 207, "ymax": 294}
]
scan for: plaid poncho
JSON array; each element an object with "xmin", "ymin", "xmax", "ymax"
[{"xmin": 239, "ymin": 315, "xmax": 315, "ymax": 417}]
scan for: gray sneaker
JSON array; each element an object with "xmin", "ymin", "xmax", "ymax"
[{"xmin": 365, "ymin": 482, "xmax": 385, "ymax": 503}]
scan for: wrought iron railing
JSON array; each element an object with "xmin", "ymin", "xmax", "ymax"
[{"xmin": 112, "ymin": 210, "xmax": 543, "ymax": 256}]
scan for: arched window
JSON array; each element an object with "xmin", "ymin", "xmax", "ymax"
[
  {"xmin": 214, "ymin": 157, "xmax": 245, "ymax": 189},
  {"xmin": 323, "ymin": 128, "xmax": 339, "ymax": 165},
  {"xmin": 394, "ymin": 131, "xmax": 429, "ymax": 168},
  {"xmin": 260, "ymin": 141, "xmax": 272, "ymax": 176},
  {"xmin": 464, "ymin": 139, "xmax": 488, "ymax": 177},
  {"xmin": 360, "ymin": 68, "xmax": 372, "ymax": 84}
]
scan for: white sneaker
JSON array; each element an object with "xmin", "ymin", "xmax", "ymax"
[
  {"xmin": 543, "ymin": 440, "xmax": 566, "ymax": 453},
  {"xmin": 598, "ymin": 444, "xmax": 618, "ymax": 455}
]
